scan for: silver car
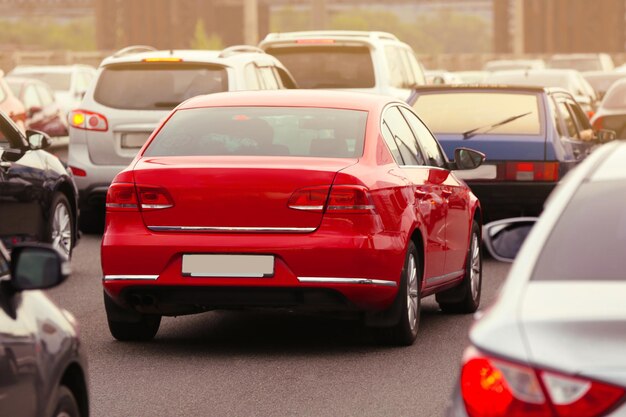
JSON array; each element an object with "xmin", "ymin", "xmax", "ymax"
[
  {"xmin": 67, "ymin": 45, "xmax": 296, "ymax": 231},
  {"xmin": 447, "ymin": 140, "xmax": 626, "ymax": 417}
]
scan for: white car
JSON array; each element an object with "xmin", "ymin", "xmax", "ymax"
[
  {"xmin": 8, "ymin": 64, "xmax": 97, "ymax": 118},
  {"xmin": 259, "ymin": 30, "xmax": 426, "ymax": 100},
  {"xmin": 67, "ymin": 45, "xmax": 297, "ymax": 232}
]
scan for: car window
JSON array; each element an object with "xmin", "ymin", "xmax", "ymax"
[
  {"xmin": 144, "ymin": 107, "xmax": 367, "ymax": 158},
  {"xmin": 265, "ymin": 45, "xmax": 375, "ymax": 89},
  {"xmin": 94, "ymin": 63, "xmax": 228, "ymax": 110},
  {"xmin": 381, "ymin": 122, "xmax": 403, "ymax": 163},
  {"xmin": 275, "ymin": 67, "xmax": 297, "ymax": 89},
  {"xmin": 405, "ymin": 51, "xmax": 426, "ymax": 85},
  {"xmin": 258, "ymin": 67, "xmax": 279, "ymax": 90},
  {"xmin": 601, "ymin": 81, "xmax": 626, "ymax": 109},
  {"xmin": 0, "ymin": 113, "xmax": 23, "ymax": 149},
  {"xmin": 548, "ymin": 97, "xmax": 563, "ymax": 136},
  {"xmin": 555, "ymin": 100, "xmax": 578, "ymax": 137},
  {"xmin": 74, "ymin": 72, "xmax": 88, "ymax": 93},
  {"xmin": 0, "ymin": 244, "xmax": 9, "ymax": 279},
  {"xmin": 35, "ymin": 84, "xmax": 54, "ymax": 106},
  {"xmin": 533, "ymin": 181, "xmax": 626, "ymax": 281},
  {"xmin": 382, "ymin": 106, "xmax": 425, "ymax": 166},
  {"xmin": 568, "ymin": 101, "xmax": 593, "ymax": 137},
  {"xmin": 244, "ymin": 63, "xmax": 260, "ymax": 90},
  {"xmin": 413, "ymin": 92, "xmax": 542, "ymax": 135},
  {"xmin": 398, "ymin": 49, "xmax": 416, "ymax": 87},
  {"xmin": 399, "ymin": 107, "xmax": 446, "ymax": 167},
  {"xmin": 22, "ymin": 85, "xmax": 41, "ymax": 109}
]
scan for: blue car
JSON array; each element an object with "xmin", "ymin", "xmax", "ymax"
[{"xmin": 406, "ymin": 85, "xmax": 612, "ymax": 221}]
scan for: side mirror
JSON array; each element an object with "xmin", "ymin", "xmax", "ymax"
[
  {"xmin": 483, "ymin": 217, "xmax": 538, "ymax": 262},
  {"xmin": 9, "ymin": 244, "xmax": 70, "ymax": 291},
  {"xmin": 596, "ymin": 129, "xmax": 617, "ymax": 143},
  {"xmin": 28, "ymin": 106, "xmax": 43, "ymax": 117},
  {"xmin": 452, "ymin": 147, "xmax": 485, "ymax": 170},
  {"xmin": 26, "ymin": 130, "xmax": 51, "ymax": 150}
]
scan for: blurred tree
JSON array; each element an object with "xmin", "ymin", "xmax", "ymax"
[
  {"xmin": 270, "ymin": 7, "xmax": 491, "ymax": 55},
  {"xmin": 190, "ymin": 19, "xmax": 223, "ymax": 50},
  {"xmin": 0, "ymin": 18, "xmax": 96, "ymax": 50}
]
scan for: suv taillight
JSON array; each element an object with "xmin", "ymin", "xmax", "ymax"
[
  {"xmin": 502, "ymin": 162, "xmax": 560, "ymax": 182},
  {"xmin": 69, "ymin": 109, "xmax": 108, "ymax": 132},
  {"xmin": 461, "ymin": 347, "xmax": 625, "ymax": 417},
  {"xmin": 106, "ymin": 183, "xmax": 174, "ymax": 212}
]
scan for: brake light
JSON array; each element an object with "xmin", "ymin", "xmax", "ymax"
[
  {"xmin": 106, "ymin": 184, "xmax": 174, "ymax": 211},
  {"xmin": 142, "ymin": 57, "xmax": 183, "ymax": 62},
  {"xmin": 69, "ymin": 110, "xmax": 108, "ymax": 132},
  {"xmin": 461, "ymin": 347, "xmax": 625, "ymax": 417},
  {"xmin": 106, "ymin": 183, "xmax": 138, "ymax": 211},
  {"xmin": 503, "ymin": 162, "xmax": 559, "ymax": 182},
  {"xmin": 288, "ymin": 186, "xmax": 330, "ymax": 212},
  {"xmin": 69, "ymin": 166, "xmax": 86, "ymax": 177},
  {"xmin": 136, "ymin": 185, "xmax": 174, "ymax": 210},
  {"xmin": 592, "ymin": 116, "xmax": 603, "ymax": 130},
  {"xmin": 327, "ymin": 185, "xmax": 375, "ymax": 213},
  {"xmin": 295, "ymin": 39, "xmax": 335, "ymax": 44}
]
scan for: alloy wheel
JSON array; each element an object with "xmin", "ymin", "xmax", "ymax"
[
  {"xmin": 51, "ymin": 202, "xmax": 72, "ymax": 256},
  {"xmin": 406, "ymin": 253, "xmax": 419, "ymax": 332},
  {"xmin": 469, "ymin": 233, "xmax": 481, "ymax": 300}
]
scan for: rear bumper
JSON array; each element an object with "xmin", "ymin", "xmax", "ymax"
[
  {"xmin": 102, "ymin": 212, "xmax": 406, "ymax": 314},
  {"xmin": 467, "ymin": 181, "xmax": 556, "ymax": 222}
]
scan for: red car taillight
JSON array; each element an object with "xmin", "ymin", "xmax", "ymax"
[
  {"xmin": 106, "ymin": 183, "xmax": 173, "ymax": 211},
  {"xmin": 592, "ymin": 116, "xmax": 603, "ymax": 130},
  {"xmin": 288, "ymin": 185, "xmax": 375, "ymax": 214},
  {"xmin": 502, "ymin": 162, "xmax": 560, "ymax": 182},
  {"xmin": 461, "ymin": 347, "xmax": 625, "ymax": 417},
  {"xmin": 69, "ymin": 109, "xmax": 108, "ymax": 132}
]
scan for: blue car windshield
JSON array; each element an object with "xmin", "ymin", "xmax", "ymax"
[{"xmin": 413, "ymin": 92, "xmax": 542, "ymax": 136}]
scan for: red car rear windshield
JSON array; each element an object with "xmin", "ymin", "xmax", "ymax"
[
  {"xmin": 144, "ymin": 107, "xmax": 368, "ymax": 158},
  {"xmin": 94, "ymin": 63, "xmax": 228, "ymax": 110},
  {"xmin": 264, "ymin": 45, "xmax": 375, "ymax": 89}
]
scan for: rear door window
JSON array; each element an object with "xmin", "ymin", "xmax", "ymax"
[
  {"xmin": 258, "ymin": 67, "xmax": 279, "ymax": 90},
  {"xmin": 399, "ymin": 107, "xmax": 446, "ymax": 168},
  {"xmin": 22, "ymin": 85, "xmax": 41, "ymax": 109},
  {"xmin": 265, "ymin": 45, "xmax": 375, "ymax": 89},
  {"xmin": 94, "ymin": 63, "xmax": 228, "ymax": 110},
  {"xmin": 533, "ymin": 181, "xmax": 626, "ymax": 281},
  {"xmin": 382, "ymin": 106, "xmax": 425, "ymax": 166},
  {"xmin": 385, "ymin": 46, "xmax": 407, "ymax": 88}
]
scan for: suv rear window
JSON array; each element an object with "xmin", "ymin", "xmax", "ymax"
[
  {"xmin": 94, "ymin": 63, "xmax": 228, "ymax": 110},
  {"xmin": 144, "ymin": 106, "xmax": 367, "ymax": 158},
  {"xmin": 264, "ymin": 45, "xmax": 375, "ymax": 89},
  {"xmin": 532, "ymin": 181, "xmax": 626, "ymax": 281},
  {"xmin": 413, "ymin": 92, "xmax": 542, "ymax": 135}
]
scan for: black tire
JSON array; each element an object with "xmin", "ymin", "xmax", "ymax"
[
  {"xmin": 374, "ymin": 241, "xmax": 421, "ymax": 346},
  {"xmin": 52, "ymin": 385, "xmax": 81, "ymax": 417},
  {"xmin": 436, "ymin": 221, "xmax": 482, "ymax": 314},
  {"xmin": 104, "ymin": 292, "xmax": 161, "ymax": 341},
  {"xmin": 78, "ymin": 208, "xmax": 104, "ymax": 234},
  {"xmin": 46, "ymin": 193, "xmax": 75, "ymax": 258}
]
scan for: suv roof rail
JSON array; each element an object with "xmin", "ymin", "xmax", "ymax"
[
  {"xmin": 263, "ymin": 30, "xmax": 399, "ymax": 42},
  {"xmin": 219, "ymin": 45, "xmax": 265, "ymax": 58},
  {"xmin": 112, "ymin": 45, "xmax": 157, "ymax": 58}
]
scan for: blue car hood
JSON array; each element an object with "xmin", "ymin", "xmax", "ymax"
[{"xmin": 435, "ymin": 134, "xmax": 546, "ymax": 161}]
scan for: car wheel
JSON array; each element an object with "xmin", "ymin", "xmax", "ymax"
[
  {"xmin": 374, "ymin": 241, "xmax": 420, "ymax": 346},
  {"xmin": 47, "ymin": 193, "xmax": 74, "ymax": 258},
  {"xmin": 104, "ymin": 292, "xmax": 161, "ymax": 341},
  {"xmin": 436, "ymin": 220, "xmax": 482, "ymax": 314},
  {"xmin": 52, "ymin": 385, "xmax": 80, "ymax": 417}
]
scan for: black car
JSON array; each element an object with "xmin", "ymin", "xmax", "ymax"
[
  {"xmin": 0, "ymin": 241, "xmax": 89, "ymax": 417},
  {"xmin": 0, "ymin": 110, "xmax": 78, "ymax": 256}
]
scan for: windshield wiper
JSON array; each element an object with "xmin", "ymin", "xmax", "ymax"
[{"xmin": 462, "ymin": 112, "xmax": 532, "ymax": 140}]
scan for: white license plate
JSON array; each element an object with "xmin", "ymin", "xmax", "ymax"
[
  {"xmin": 454, "ymin": 164, "xmax": 497, "ymax": 180},
  {"xmin": 182, "ymin": 254, "xmax": 274, "ymax": 278},
  {"xmin": 121, "ymin": 132, "xmax": 151, "ymax": 149}
]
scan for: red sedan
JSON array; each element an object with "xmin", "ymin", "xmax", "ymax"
[{"xmin": 101, "ymin": 90, "xmax": 485, "ymax": 345}]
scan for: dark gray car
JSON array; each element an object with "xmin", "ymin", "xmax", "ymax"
[
  {"xmin": 0, "ymin": 242, "xmax": 88, "ymax": 417},
  {"xmin": 447, "ymin": 140, "xmax": 626, "ymax": 417}
]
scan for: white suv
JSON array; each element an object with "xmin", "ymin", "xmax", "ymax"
[
  {"xmin": 68, "ymin": 45, "xmax": 296, "ymax": 231},
  {"xmin": 259, "ymin": 30, "xmax": 426, "ymax": 100}
]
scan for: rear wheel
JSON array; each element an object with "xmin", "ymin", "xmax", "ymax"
[
  {"xmin": 46, "ymin": 193, "xmax": 74, "ymax": 258},
  {"xmin": 52, "ymin": 385, "xmax": 80, "ymax": 417},
  {"xmin": 104, "ymin": 292, "xmax": 161, "ymax": 341},
  {"xmin": 373, "ymin": 241, "xmax": 420, "ymax": 346},
  {"xmin": 436, "ymin": 221, "xmax": 482, "ymax": 314}
]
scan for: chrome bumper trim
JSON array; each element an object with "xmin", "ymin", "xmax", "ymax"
[
  {"xmin": 103, "ymin": 275, "xmax": 159, "ymax": 281},
  {"xmin": 298, "ymin": 277, "xmax": 397, "ymax": 287},
  {"xmin": 148, "ymin": 226, "xmax": 316, "ymax": 233}
]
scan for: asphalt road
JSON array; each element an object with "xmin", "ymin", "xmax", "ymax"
[{"xmin": 46, "ymin": 234, "xmax": 512, "ymax": 417}]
